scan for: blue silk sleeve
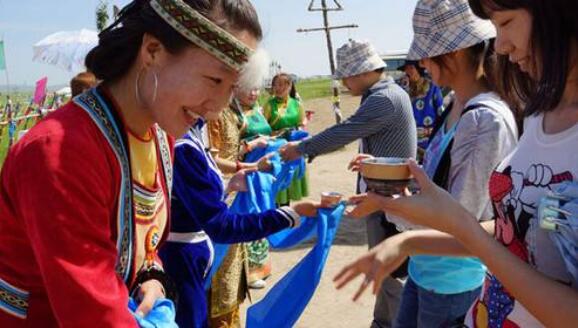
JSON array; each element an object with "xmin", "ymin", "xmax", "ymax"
[{"xmin": 172, "ymin": 140, "xmax": 292, "ymax": 243}]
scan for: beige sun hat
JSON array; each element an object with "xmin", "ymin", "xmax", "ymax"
[
  {"xmin": 407, "ymin": 0, "xmax": 496, "ymax": 60},
  {"xmin": 333, "ymin": 39, "xmax": 386, "ymax": 79}
]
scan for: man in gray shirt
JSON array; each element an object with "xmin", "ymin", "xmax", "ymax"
[{"xmin": 280, "ymin": 39, "xmax": 417, "ymax": 328}]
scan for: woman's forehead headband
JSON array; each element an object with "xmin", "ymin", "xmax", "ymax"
[{"xmin": 150, "ymin": 0, "xmax": 254, "ymax": 71}]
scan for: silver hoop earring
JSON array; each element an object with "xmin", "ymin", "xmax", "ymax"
[
  {"xmin": 151, "ymin": 70, "xmax": 158, "ymax": 104},
  {"xmin": 135, "ymin": 68, "xmax": 144, "ymax": 105},
  {"xmin": 134, "ymin": 68, "xmax": 159, "ymax": 107}
]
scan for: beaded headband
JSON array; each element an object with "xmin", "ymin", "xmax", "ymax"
[{"xmin": 150, "ymin": 0, "xmax": 254, "ymax": 71}]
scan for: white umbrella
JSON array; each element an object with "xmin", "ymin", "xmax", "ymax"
[
  {"xmin": 55, "ymin": 86, "xmax": 72, "ymax": 96},
  {"xmin": 33, "ymin": 29, "xmax": 98, "ymax": 73}
]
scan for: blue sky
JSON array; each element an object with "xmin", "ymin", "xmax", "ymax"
[{"xmin": 0, "ymin": 0, "xmax": 417, "ymax": 87}]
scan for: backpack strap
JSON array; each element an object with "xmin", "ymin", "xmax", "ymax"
[
  {"xmin": 429, "ymin": 101, "xmax": 453, "ymax": 146},
  {"xmin": 432, "ymin": 103, "xmax": 485, "ymax": 190}
]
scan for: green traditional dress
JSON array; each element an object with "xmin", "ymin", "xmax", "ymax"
[
  {"xmin": 242, "ymin": 104, "xmax": 272, "ymax": 138},
  {"xmin": 263, "ymin": 96, "xmax": 309, "ymax": 204},
  {"xmin": 240, "ymin": 104, "xmax": 273, "ymax": 284}
]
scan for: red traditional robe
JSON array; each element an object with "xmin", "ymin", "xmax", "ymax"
[{"xmin": 0, "ymin": 96, "xmax": 174, "ymax": 327}]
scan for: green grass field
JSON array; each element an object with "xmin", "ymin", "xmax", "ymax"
[
  {"xmin": 0, "ymin": 79, "xmax": 335, "ymax": 167},
  {"xmin": 0, "ymin": 92, "xmax": 32, "ymax": 109},
  {"xmin": 258, "ymin": 77, "xmax": 333, "ymax": 104},
  {"xmin": 295, "ymin": 78, "xmax": 333, "ymax": 100},
  {"xmin": 2, "ymin": 78, "xmax": 334, "ymax": 109}
]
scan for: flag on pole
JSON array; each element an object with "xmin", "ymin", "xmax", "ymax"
[
  {"xmin": 0, "ymin": 41, "xmax": 6, "ymax": 70},
  {"xmin": 33, "ymin": 77, "xmax": 48, "ymax": 106}
]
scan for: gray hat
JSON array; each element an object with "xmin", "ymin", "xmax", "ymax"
[
  {"xmin": 333, "ymin": 39, "xmax": 386, "ymax": 79},
  {"xmin": 407, "ymin": 0, "xmax": 496, "ymax": 61}
]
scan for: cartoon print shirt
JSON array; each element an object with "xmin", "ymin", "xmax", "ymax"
[{"xmin": 466, "ymin": 113, "xmax": 578, "ymax": 327}]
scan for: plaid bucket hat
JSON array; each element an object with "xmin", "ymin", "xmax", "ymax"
[
  {"xmin": 407, "ymin": 0, "xmax": 496, "ymax": 61},
  {"xmin": 333, "ymin": 39, "xmax": 386, "ymax": 79}
]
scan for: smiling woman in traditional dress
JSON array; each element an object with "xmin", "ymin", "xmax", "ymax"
[
  {"xmin": 264, "ymin": 73, "xmax": 309, "ymax": 206},
  {"xmin": 0, "ymin": 0, "xmax": 263, "ymax": 326},
  {"xmin": 162, "ymin": 111, "xmax": 319, "ymax": 328}
]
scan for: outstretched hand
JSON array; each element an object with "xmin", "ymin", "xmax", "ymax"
[
  {"xmin": 333, "ymin": 234, "xmax": 408, "ymax": 301},
  {"xmin": 291, "ymin": 201, "xmax": 321, "ymax": 218},
  {"xmin": 279, "ymin": 141, "xmax": 302, "ymax": 162},
  {"xmin": 249, "ymin": 136, "xmax": 269, "ymax": 150},
  {"xmin": 226, "ymin": 168, "xmax": 255, "ymax": 193},
  {"xmin": 256, "ymin": 152, "xmax": 275, "ymax": 172},
  {"xmin": 345, "ymin": 193, "xmax": 381, "ymax": 219}
]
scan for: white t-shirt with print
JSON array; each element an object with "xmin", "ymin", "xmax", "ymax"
[{"xmin": 465, "ymin": 113, "xmax": 578, "ymax": 327}]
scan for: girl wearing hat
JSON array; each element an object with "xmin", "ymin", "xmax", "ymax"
[
  {"xmin": 337, "ymin": 0, "xmax": 578, "ymax": 326},
  {"xmin": 338, "ymin": 0, "xmax": 518, "ymax": 326},
  {"xmin": 398, "ymin": 60, "xmax": 445, "ymax": 161},
  {"xmin": 0, "ymin": 0, "xmax": 264, "ymax": 326}
]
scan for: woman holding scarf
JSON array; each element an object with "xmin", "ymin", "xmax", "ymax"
[
  {"xmin": 264, "ymin": 73, "xmax": 309, "ymax": 205},
  {"xmin": 0, "ymin": 0, "xmax": 264, "ymax": 326}
]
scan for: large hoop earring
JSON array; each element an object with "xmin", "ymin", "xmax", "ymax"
[{"xmin": 135, "ymin": 68, "xmax": 158, "ymax": 107}]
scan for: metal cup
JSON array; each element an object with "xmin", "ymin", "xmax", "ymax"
[{"xmin": 321, "ymin": 191, "xmax": 343, "ymax": 208}]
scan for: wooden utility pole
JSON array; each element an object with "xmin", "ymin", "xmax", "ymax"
[{"xmin": 297, "ymin": 0, "xmax": 358, "ymax": 124}]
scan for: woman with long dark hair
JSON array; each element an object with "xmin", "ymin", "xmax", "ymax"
[
  {"xmin": 336, "ymin": 0, "xmax": 578, "ymax": 326},
  {"xmin": 0, "ymin": 0, "xmax": 263, "ymax": 326}
]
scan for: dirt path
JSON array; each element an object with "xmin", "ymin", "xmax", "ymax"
[{"xmin": 240, "ymin": 95, "xmax": 379, "ymax": 327}]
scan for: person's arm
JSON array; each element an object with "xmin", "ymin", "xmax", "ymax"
[
  {"xmin": 297, "ymin": 95, "xmax": 394, "ymax": 157},
  {"xmin": 333, "ymin": 221, "xmax": 494, "ymax": 300},
  {"xmin": 370, "ymin": 162, "xmax": 578, "ymax": 326},
  {"xmin": 213, "ymin": 156, "xmax": 253, "ymax": 174},
  {"xmin": 214, "ymin": 154, "xmax": 271, "ymax": 175},
  {"xmin": 6, "ymin": 135, "xmax": 138, "ymax": 327},
  {"xmin": 173, "ymin": 141, "xmax": 299, "ymax": 243},
  {"xmin": 402, "ymin": 221, "xmax": 494, "ymax": 256},
  {"xmin": 206, "ymin": 117, "xmax": 261, "ymax": 173},
  {"xmin": 448, "ymin": 108, "xmax": 516, "ymax": 220},
  {"xmin": 238, "ymin": 136, "xmax": 269, "ymax": 159}
]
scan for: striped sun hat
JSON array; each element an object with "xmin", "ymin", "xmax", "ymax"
[
  {"xmin": 407, "ymin": 0, "xmax": 496, "ymax": 61},
  {"xmin": 333, "ymin": 39, "xmax": 386, "ymax": 79}
]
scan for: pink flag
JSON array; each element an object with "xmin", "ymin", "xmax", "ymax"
[{"xmin": 33, "ymin": 77, "xmax": 48, "ymax": 106}]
